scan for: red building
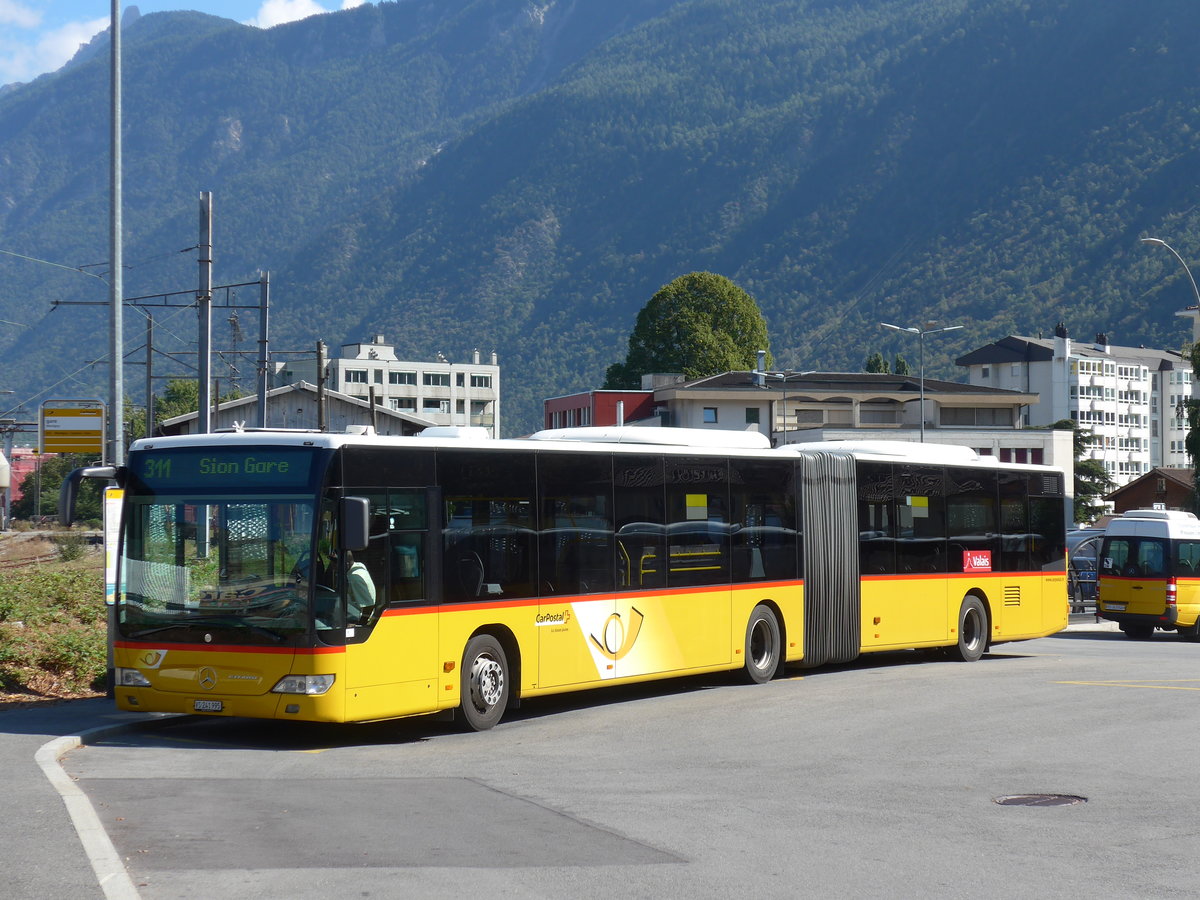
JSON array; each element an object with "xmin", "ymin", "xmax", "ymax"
[
  {"xmin": 543, "ymin": 390, "xmax": 657, "ymax": 429},
  {"xmin": 6, "ymin": 449, "xmax": 51, "ymax": 503}
]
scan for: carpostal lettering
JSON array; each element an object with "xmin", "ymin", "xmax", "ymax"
[
  {"xmin": 199, "ymin": 456, "xmax": 291, "ymax": 477},
  {"xmin": 535, "ymin": 609, "xmax": 572, "ymax": 626}
]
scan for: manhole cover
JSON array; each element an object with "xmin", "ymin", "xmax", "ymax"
[{"xmin": 993, "ymin": 794, "xmax": 1087, "ymax": 807}]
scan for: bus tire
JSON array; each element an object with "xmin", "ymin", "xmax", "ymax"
[
  {"xmin": 460, "ymin": 634, "xmax": 509, "ymax": 731},
  {"xmin": 951, "ymin": 595, "xmax": 988, "ymax": 662},
  {"xmin": 743, "ymin": 604, "xmax": 782, "ymax": 684}
]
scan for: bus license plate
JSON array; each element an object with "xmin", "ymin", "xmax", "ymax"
[
  {"xmin": 1106, "ymin": 603, "xmax": 1126, "ymax": 612},
  {"xmin": 194, "ymin": 699, "xmax": 223, "ymax": 712}
]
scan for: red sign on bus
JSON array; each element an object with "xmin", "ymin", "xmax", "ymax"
[{"xmin": 963, "ymin": 550, "xmax": 992, "ymax": 573}]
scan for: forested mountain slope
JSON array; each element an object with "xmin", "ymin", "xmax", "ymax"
[{"xmin": 2, "ymin": 0, "xmax": 1199, "ymax": 433}]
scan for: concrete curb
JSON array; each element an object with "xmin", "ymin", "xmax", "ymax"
[
  {"xmin": 35, "ymin": 714, "xmax": 181, "ymax": 900},
  {"xmin": 37, "ymin": 724, "xmax": 143, "ymax": 900}
]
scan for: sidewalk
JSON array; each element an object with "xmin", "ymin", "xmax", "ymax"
[
  {"xmin": 1064, "ymin": 617, "xmax": 1120, "ymax": 632},
  {"xmin": 0, "ymin": 698, "xmax": 149, "ymax": 900}
]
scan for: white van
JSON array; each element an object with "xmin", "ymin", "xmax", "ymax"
[{"xmin": 1097, "ymin": 509, "xmax": 1200, "ymax": 639}]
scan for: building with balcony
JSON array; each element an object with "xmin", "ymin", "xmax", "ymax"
[
  {"xmin": 956, "ymin": 324, "xmax": 1191, "ymax": 487},
  {"xmin": 542, "ymin": 370, "xmax": 1069, "ymax": 470},
  {"xmin": 274, "ymin": 335, "xmax": 500, "ymax": 437}
]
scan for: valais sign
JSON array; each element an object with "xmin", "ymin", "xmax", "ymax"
[{"xmin": 962, "ymin": 550, "xmax": 992, "ymax": 573}]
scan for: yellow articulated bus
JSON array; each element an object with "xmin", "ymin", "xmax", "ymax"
[{"xmin": 66, "ymin": 426, "xmax": 1068, "ymax": 730}]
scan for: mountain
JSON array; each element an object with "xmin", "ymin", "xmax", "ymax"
[{"xmin": 2, "ymin": 0, "xmax": 1200, "ymax": 435}]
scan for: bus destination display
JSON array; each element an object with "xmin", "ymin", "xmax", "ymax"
[{"xmin": 132, "ymin": 448, "xmax": 317, "ymax": 491}]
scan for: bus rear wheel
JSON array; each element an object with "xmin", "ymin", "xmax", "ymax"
[
  {"xmin": 743, "ymin": 604, "xmax": 782, "ymax": 684},
  {"xmin": 950, "ymin": 596, "xmax": 988, "ymax": 662},
  {"xmin": 460, "ymin": 634, "xmax": 509, "ymax": 731}
]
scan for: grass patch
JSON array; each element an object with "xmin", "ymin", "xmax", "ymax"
[{"xmin": 0, "ymin": 557, "xmax": 106, "ymax": 696}]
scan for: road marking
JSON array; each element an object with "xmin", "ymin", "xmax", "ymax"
[
  {"xmin": 36, "ymin": 732, "xmax": 141, "ymax": 900},
  {"xmin": 1058, "ymin": 679, "xmax": 1200, "ymax": 692}
]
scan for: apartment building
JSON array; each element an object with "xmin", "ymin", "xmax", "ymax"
[
  {"xmin": 275, "ymin": 335, "xmax": 500, "ymax": 437},
  {"xmin": 956, "ymin": 324, "xmax": 1191, "ymax": 487}
]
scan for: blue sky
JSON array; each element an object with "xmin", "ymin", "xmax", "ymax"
[{"xmin": 1, "ymin": 0, "xmax": 366, "ymax": 86}]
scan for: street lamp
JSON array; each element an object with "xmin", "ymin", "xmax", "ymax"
[
  {"xmin": 754, "ymin": 370, "xmax": 809, "ymax": 445},
  {"xmin": 879, "ymin": 321, "xmax": 964, "ymax": 442},
  {"xmin": 1141, "ymin": 237, "xmax": 1200, "ymax": 308},
  {"xmin": 1142, "ymin": 237, "xmax": 1200, "ymax": 515}
]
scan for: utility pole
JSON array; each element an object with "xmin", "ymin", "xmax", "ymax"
[
  {"xmin": 257, "ymin": 271, "xmax": 270, "ymax": 428},
  {"xmin": 145, "ymin": 314, "xmax": 154, "ymax": 437},
  {"xmin": 316, "ymin": 340, "xmax": 327, "ymax": 432},
  {"xmin": 109, "ymin": 0, "xmax": 123, "ymax": 466},
  {"xmin": 197, "ymin": 191, "xmax": 213, "ymax": 434}
]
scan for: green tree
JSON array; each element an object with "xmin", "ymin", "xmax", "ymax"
[
  {"xmin": 603, "ymin": 272, "xmax": 771, "ymax": 388},
  {"xmin": 1051, "ymin": 419, "xmax": 1114, "ymax": 524},
  {"xmin": 893, "ymin": 355, "xmax": 913, "ymax": 376},
  {"xmin": 1188, "ymin": 344, "xmax": 1200, "ymax": 516},
  {"xmin": 155, "ymin": 379, "xmax": 201, "ymax": 425},
  {"xmin": 10, "ymin": 454, "xmax": 102, "ymax": 523},
  {"xmin": 864, "ymin": 352, "xmax": 890, "ymax": 373}
]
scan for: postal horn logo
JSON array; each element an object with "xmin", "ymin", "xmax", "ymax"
[{"xmin": 589, "ymin": 607, "xmax": 645, "ymax": 661}]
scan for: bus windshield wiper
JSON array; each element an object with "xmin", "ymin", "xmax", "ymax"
[{"xmin": 129, "ymin": 617, "xmax": 287, "ymax": 643}]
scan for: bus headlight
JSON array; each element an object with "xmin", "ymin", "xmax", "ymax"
[
  {"xmin": 115, "ymin": 668, "xmax": 152, "ymax": 687},
  {"xmin": 271, "ymin": 674, "xmax": 335, "ymax": 695}
]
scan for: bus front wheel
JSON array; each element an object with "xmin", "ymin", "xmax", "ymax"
[
  {"xmin": 743, "ymin": 604, "xmax": 782, "ymax": 684},
  {"xmin": 951, "ymin": 596, "xmax": 988, "ymax": 662},
  {"xmin": 460, "ymin": 634, "xmax": 509, "ymax": 731}
]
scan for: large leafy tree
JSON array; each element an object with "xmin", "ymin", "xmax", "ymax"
[
  {"xmin": 604, "ymin": 272, "xmax": 771, "ymax": 388},
  {"xmin": 1051, "ymin": 419, "xmax": 1115, "ymax": 524},
  {"xmin": 10, "ymin": 454, "xmax": 102, "ymax": 523}
]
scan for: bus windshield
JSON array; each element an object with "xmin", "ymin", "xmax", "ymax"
[{"xmin": 118, "ymin": 495, "xmax": 317, "ymax": 647}]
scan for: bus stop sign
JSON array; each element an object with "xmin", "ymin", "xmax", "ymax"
[{"xmin": 40, "ymin": 399, "xmax": 106, "ymax": 458}]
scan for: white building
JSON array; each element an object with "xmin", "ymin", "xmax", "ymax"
[
  {"xmin": 275, "ymin": 335, "xmax": 500, "ymax": 437},
  {"xmin": 956, "ymin": 324, "xmax": 1191, "ymax": 487}
]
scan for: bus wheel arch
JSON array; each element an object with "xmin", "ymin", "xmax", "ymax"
[
  {"xmin": 951, "ymin": 593, "xmax": 990, "ymax": 662},
  {"xmin": 743, "ymin": 602, "xmax": 783, "ymax": 684},
  {"xmin": 459, "ymin": 628, "xmax": 520, "ymax": 731}
]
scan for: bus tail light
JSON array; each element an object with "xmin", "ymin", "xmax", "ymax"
[
  {"xmin": 272, "ymin": 674, "xmax": 335, "ymax": 695},
  {"xmin": 1167, "ymin": 578, "xmax": 1178, "ymax": 609}
]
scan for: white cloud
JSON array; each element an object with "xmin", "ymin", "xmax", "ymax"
[
  {"xmin": 246, "ymin": 0, "xmax": 331, "ymax": 29},
  {"xmin": 0, "ymin": 16, "xmax": 108, "ymax": 86},
  {"xmin": 341, "ymin": 0, "xmax": 365, "ymax": 8},
  {"xmin": 0, "ymin": 0, "xmax": 40, "ymax": 29}
]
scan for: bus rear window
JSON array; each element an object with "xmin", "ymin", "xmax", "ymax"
[{"xmin": 1101, "ymin": 537, "xmax": 1168, "ymax": 577}]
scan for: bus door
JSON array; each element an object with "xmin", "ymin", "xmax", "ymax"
[
  {"xmin": 609, "ymin": 454, "xmax": 732, "ymax": 680},
  {"xmin": 1099, "ymin": 535, "xmax": 1170, "ymax": 620},
  {"xmin": 342, "ymin": 488, "xmax": 440, "ymax": 720},
  {"xmin": 538, "ymin": 452, "xmax": 619, "ymax": 688}
]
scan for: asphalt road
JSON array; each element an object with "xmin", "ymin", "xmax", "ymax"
[{"xmin": 7, "ymin": 620, "xmax": 1199, "ymax": 900}]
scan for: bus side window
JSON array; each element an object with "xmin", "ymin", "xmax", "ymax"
[
  {"xmin": 1176, "ymin": 541, "xmax": 1200, "ymax": 576},
  {"xmin": 614, "ymin": 455, "xmax": 666, "ymax": 590},
  {"xmin": 387, "ymin": 489, "xmax": 427, "ymax": 605},
  {"xmin": 537, "ymin": 451, "xmax": 615, "ymax": 596},
  {"xmin": 729, "ymin": 457, "xmax": 797, "ymax": 582},
  {"xmin": 665, "ymin": 457, "xmax": 730, "ymax": 588},
  {"xmin": 438, "ymin": 449, "xmax": 536, "ymax": 601},
  {"xmin": 857, "ymin": 462, "xmax": 895, "ymax": 575}
]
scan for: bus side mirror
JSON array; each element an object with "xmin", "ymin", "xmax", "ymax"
[
  {"xmin": 340, "ymin": 497, "xmax": 370, "ymax": 551},
  {"xmin": 59, "ymin": 466, "xmax": 121, "ymax": 526}
]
